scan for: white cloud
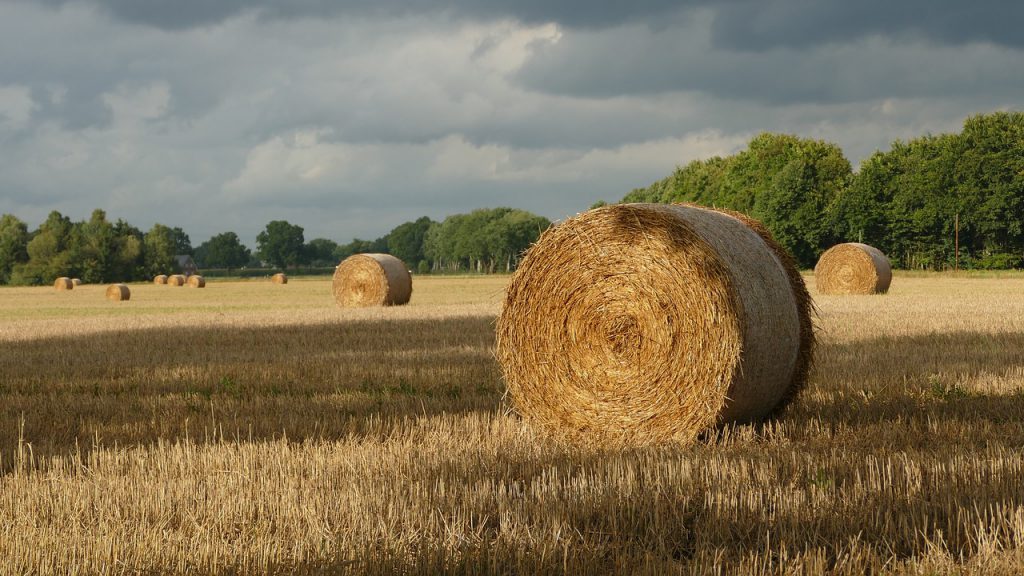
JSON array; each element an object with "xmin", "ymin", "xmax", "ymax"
[{"xmin": 0, "ymin": 85, "xmax": 35, "ymax": 130}]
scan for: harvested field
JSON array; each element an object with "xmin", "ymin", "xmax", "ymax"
[{"xmin": 3, "ymin": 273, "xmax": 1024, "ymax": 574}]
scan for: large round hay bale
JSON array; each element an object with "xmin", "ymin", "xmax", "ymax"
[
  {"xmin": 71, "ymin": 278, "xmax": 82, "ymax": 286},
  {"xmin": 814, "ymin": 243, "xmax": 891, "ymax": 295},
  {"xmin": 153, "ymin": 274, "xmax": 168, "ymax": 285},
  {"xmin": 167, "ymin": 274, "xmax": 185, "ymax": 287},
  {"xmin": 271, "ymin": 272, "xmax": 288, "ymax": 285},
  {"xmin": 495, "ymin": 203, "xmax": 814, "ymax": 446},
  {"xmin": 54, "ymin": 277, "xmax": 73, "ymax": 291},
  {"xmin": 105, "ymin": 284, "xmax": 130, "ymax": 301},
  {"xmin": 332, "ymin": 254, "xmax": 411, "ymax": 307},
  {"xmin": 187, "ymin": 275, "xmax": 206, "ymax": 288}
]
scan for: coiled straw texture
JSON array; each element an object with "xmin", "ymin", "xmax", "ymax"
[
  {"xmin": 332, "ymin": 254, "xmax": 412, "ymax": 307},
  {"xmin": 814, "ymin": 243, "xmax": 891, "ymax": 295}
]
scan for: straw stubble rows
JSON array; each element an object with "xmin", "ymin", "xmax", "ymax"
[{"xmin": 2, "ymin": 275, "xmax": 1024, "ymax": 574}]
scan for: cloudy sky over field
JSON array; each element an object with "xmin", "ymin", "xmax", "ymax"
[{"xmin": 0, "ymin": 0, "xmax": 1021, "ymax": 244}]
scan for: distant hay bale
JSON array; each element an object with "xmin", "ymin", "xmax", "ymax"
[
  {"xmin": 167, "ymin": 275, "xmax": 185, "ymax": 287},
  {"xmin": 814, "ymin": 243, "xmax": 892, "ymax": 295},
  {"xmin": 187, "ymin": 275, "xmax": 206, "ymax": 288},
  {"xmin": 54, "ymin": 277, "xmax": 73, "ymax": 291},
  {"xmin": 495, "ymin": 203, "xmax": 815, "ymax": 446},
  {"xmin": 71, "ymin": 278, "xmax": 82, "ymax": 286},
  {"xmin": 105, "ymin": 284, "xmax": 130, "ymax": 301},
  {"xmin": 271, "ymin": 273, "xmax": 288, "ymax": 285},
  {"xmin": 332, "ymin": 254, "xmax": 412, "ymax": 307},
  {"xmin": 153, "ymin": 275, "xmax": 168, "ymax": 285}
]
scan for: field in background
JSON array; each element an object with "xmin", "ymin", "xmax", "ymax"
[{"xmin": 2, "ymin": 274, "xmax": 1024, "ymax": 574}]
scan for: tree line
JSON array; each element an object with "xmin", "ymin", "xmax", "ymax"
[
  {"xmin": 622, "ymin": 111, "xmax": 1024, "ymax": 270},
  {"xmin": 0, "ymin": 206, "xmax": 550, "ymax": 285}
]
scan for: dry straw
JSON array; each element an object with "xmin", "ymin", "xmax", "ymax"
[
  {"xmin": 332, "ymin": 254, "xmax": 411, "ymax": 307},
  {"xmin": 153, "ymin": 275, "xmax": 168, "ymax": 285},
  {"xmin": 105, "ymin": 284, "xmax": 130, "ymax": 301},
  {"xmin": 71, "ymin": 278, "xmax": 82, "ymax": 286},
  {"xmin": 495, "ymin": 203, "xmax": 815, "ymax": 446},
  {"xmin": 271, "ymin": 273, "xmax": 288, "ymax": 285},
  {"xmin": 187, "ymin": 275, "xmax": 206, "ymax": 288},
  {"xmin": 814, "ymin": 243, "xmax": 892, "ymax": 295},
  {"xmin": 54, "ymin": 277, "xmax": 73, "ymax": 291},
  {"xmin": 167, "ymin": 275, "xmax": 185, "ymax": 287}
]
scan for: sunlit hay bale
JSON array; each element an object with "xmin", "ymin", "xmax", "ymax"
[
  {"xmin": 332, "ymin": 253, "xmax": 412, "ymax": 307},
  {"xmin": 105, "ymin": 284, "xmax": 130, "ymax": 301},
  {"xmin": 153, "ymin": 275, "xmax": 168, "ymax": 285},
  {"xmin": 167, "ymin": 275, "xmax": 186, "ymax": 287},
  {"xmin": 271, "ymin": 273, "xmax": 288, "ymax": 285},
  {"xmin": 495, "ymin": 203, "xmax": 815, "ymax": 447},
  {"xmin": 54, "ymin": 277, "xmax": 73, "ymax": 291},
  {"xmin": 71, "ymin": 278, "xmax": 82, "ymax": 286},
  {"xmin": 814, "ymin": 243, "xmax": 892, "ymax": 295},
  {"xmin": 187, "ymin": 275, "xmax": 206, "ymax": 288}
]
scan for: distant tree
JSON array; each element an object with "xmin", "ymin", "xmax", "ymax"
[
  {"xmin": 170, "ymin": 227, "xmax": 193, "ymax": 256},
  {"xmin": 386, "ymin": 216, "xmax": 435, "ymax": 266},
  {"xmin": 196, "ymin": 232, "xmax": 251, "ymax": 268},
  {"xmin": 0, "ymin": 214, "xmax": 29, "ymax": 284},
  {"xmin": 256, "ymin": 220, "xmax": 305, "ymax": 268},
  {"xmin": 304, "ymin": 238, "xmax": 339, "ymax": 266},
  {"xmin": 11, "ymin": 210, "xmax": 75, "ymax": 285},
  {"xmin": 143, "ymin": 224, "xmax": 179, "ymax": 276}
]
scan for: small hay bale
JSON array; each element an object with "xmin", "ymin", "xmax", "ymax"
[
  {"xmin": 71, "ymin": 278, "xmax": 82, "ymax": 286},
  {"xmin": 153, "ymin": 275, "xmax": 168, "ymax": 285},
  {"xmin": 54, "ymin": 277, "xmax": 73, "ymax": 291},
  {"xmin": 167, "ymin": 275, "xmax": 185, "ymax": 287},
  {"xmin": 814, "ymin": 243, "xmax": 891, "ymax": 295},
  {"xmin": 105, "ymin": 284, "xmax": 130, "ymax": 301},
  {"xmin": 495, "ymin": 203, "xmax": 815, "ymax": 447},
  {"xmin": 271, "ymin": 272, "xmax": 288, "ymax": 285},
  {"xmin": 187, "ymin": 275, "xmax": 206, "ymax": 288},
  {"xmin": 332, "ymin": 254, "xmax": 411, "ymax": 307}
]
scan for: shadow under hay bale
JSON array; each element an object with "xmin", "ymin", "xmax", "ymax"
[
  {"xmin": 105, "ymin": 284, "xmax": 130, "ymax": 301},
  {"xmin": 333, "ymin": 254, "xmax": 411, "ymax": 307},
  {"xmin": 815, "ymin": 243, "xmax": 891, "ymax": 295},
  {"xmin": 496, "ymin": 203, "xmax": 815, "ymax": 447}
]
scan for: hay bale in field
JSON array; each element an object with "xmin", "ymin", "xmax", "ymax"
[
  {"xmin": 167, "ymin": 274, "xmax": 185, "ymax": 287},
  {"xmin": 332, "ymin": 253, "xmax": 411, "ymax": 307},
  {"xmin": 814, "ymin": 243, "xmax": 891, "ymax": 295},
  {"xmin": 187, "ymin": 275, "xmax": 206, "ymax": 288},
  {"xmin": 271, "ymin": 272, "xmax": 288, "ymax": 285},
  {"xmin": 54, "ymin": 277, "xmax": 73, "ymax": 291},
  {"xmin": 153, "ymin": 274, "xmax": 168, "ymax": 285},
  {"xmin": 71, "ymin": 278, "xmax": 82, "ymax": 286},
  {"xmin": 105, "ymin": 284, "xmax": 130, "ymax": 301},
  {"xmin": 495, "ymin": 203, "xmax": 815, "ymax": 446}
]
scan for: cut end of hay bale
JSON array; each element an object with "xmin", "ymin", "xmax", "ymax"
[
  {"xmin": 105, "ymin": 284, "xmax": 130, "ymax": 301},
  {"xmin": 271, "ymin": 273, "xmax": 288, "ymax": 285},
  {"xmin": 153, "ymin": 275, "xmax": 168, "ymax": 285},
  {"xmin": 71, "ymin": 278, "xmax": 82, "ymax": 286},
  {"xmin": 495, "ymin": 203, "xmax": 815, "ymax": 447},
  {"xmin": 332, "ymin": 253, "xmax": 411, "ymax": 307},
  {"xmin": 54, "ymin": 277, "xmax": 73, "ymax": 291},
  {"xmin": 187, "ymin": 275, "xmax": 206, "ymax": 288},
  {"xmin": 167, "ymin": 275, "xmax": 185, "ymax": 287},
  {"xmin": 814, "ymin": 243, "xmax": 892, "ymax": 295}
]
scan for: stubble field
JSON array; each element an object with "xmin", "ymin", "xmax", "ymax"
[{"xmin": 2, "ymin": 274, "xmax": 1024, "ymax": 574}]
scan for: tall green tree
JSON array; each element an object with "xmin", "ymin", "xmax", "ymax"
[
  {"xmin": 256, "ymin": 220, "xmax": 305, "ymax": 268},
  {"xmin": 386, "ymin": 216, "xmax": 435, "ymax": 266},
  {"xmin": 195, "ymin": 232, "xmax": 251, "ymax": 268},
  {"xmin": 0, "ymin": 214, "xmax": 29, "ymax": 284},
  {"xmin": 143, "ymin": 224, "xmax": 179, "ymax": 276},
  {"xmin": 304, "ymin": 238, "xmax": 339, "ymax": 266}
]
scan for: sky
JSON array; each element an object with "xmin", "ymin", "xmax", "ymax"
[{"xmin": 0, "ymin": 0, "xmax": 1021, "ymax": 247}]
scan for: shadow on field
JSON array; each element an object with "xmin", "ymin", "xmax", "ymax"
[
  {"xmin": 792, "ymin": 330, "xmax": 1024, "ymax": 427},
  {"xmin": 0, "ymin": 315, "xmax": 503, "ymax": 468}
]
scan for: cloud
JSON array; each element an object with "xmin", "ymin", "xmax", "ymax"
[{"xmin": 0, "ymin": 85, "xmax": 36, "ymax": 131}]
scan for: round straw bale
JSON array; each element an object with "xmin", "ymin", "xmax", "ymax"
[
  {"xmin": 187, "ymin": 275, "xmax": 206, "ymax": 288},
  {"xmin": 814, "ymin": 243, "xmax": 891, "ymax": 295},
  {"xmin": 54, "ymin": 277, "xmax": 73, "ymax": 291},
  {"xmin": 153, "ymin": 274, "xmax": 168, "ymax": 285},
  {"xmin": 167, "ymin": 274, "xmax": 185, "ymax": 287},
  {"xmin": 271, "ymin": 272, "xmax": 288, "ymax": 285},
  {"xmin": 71, "ymin": 278, "xmax": 82, "ymax": 286},
  {"xmin": 332, "ymin": 254, "xmax": 411, "ymax": 307},
  {"xmin": 105, "ymin": 284, "xmax": 130, "ymax": 301},
  {"xmin": 495, "ymin": 203, "xmax": 815, "ymax": 446}
]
